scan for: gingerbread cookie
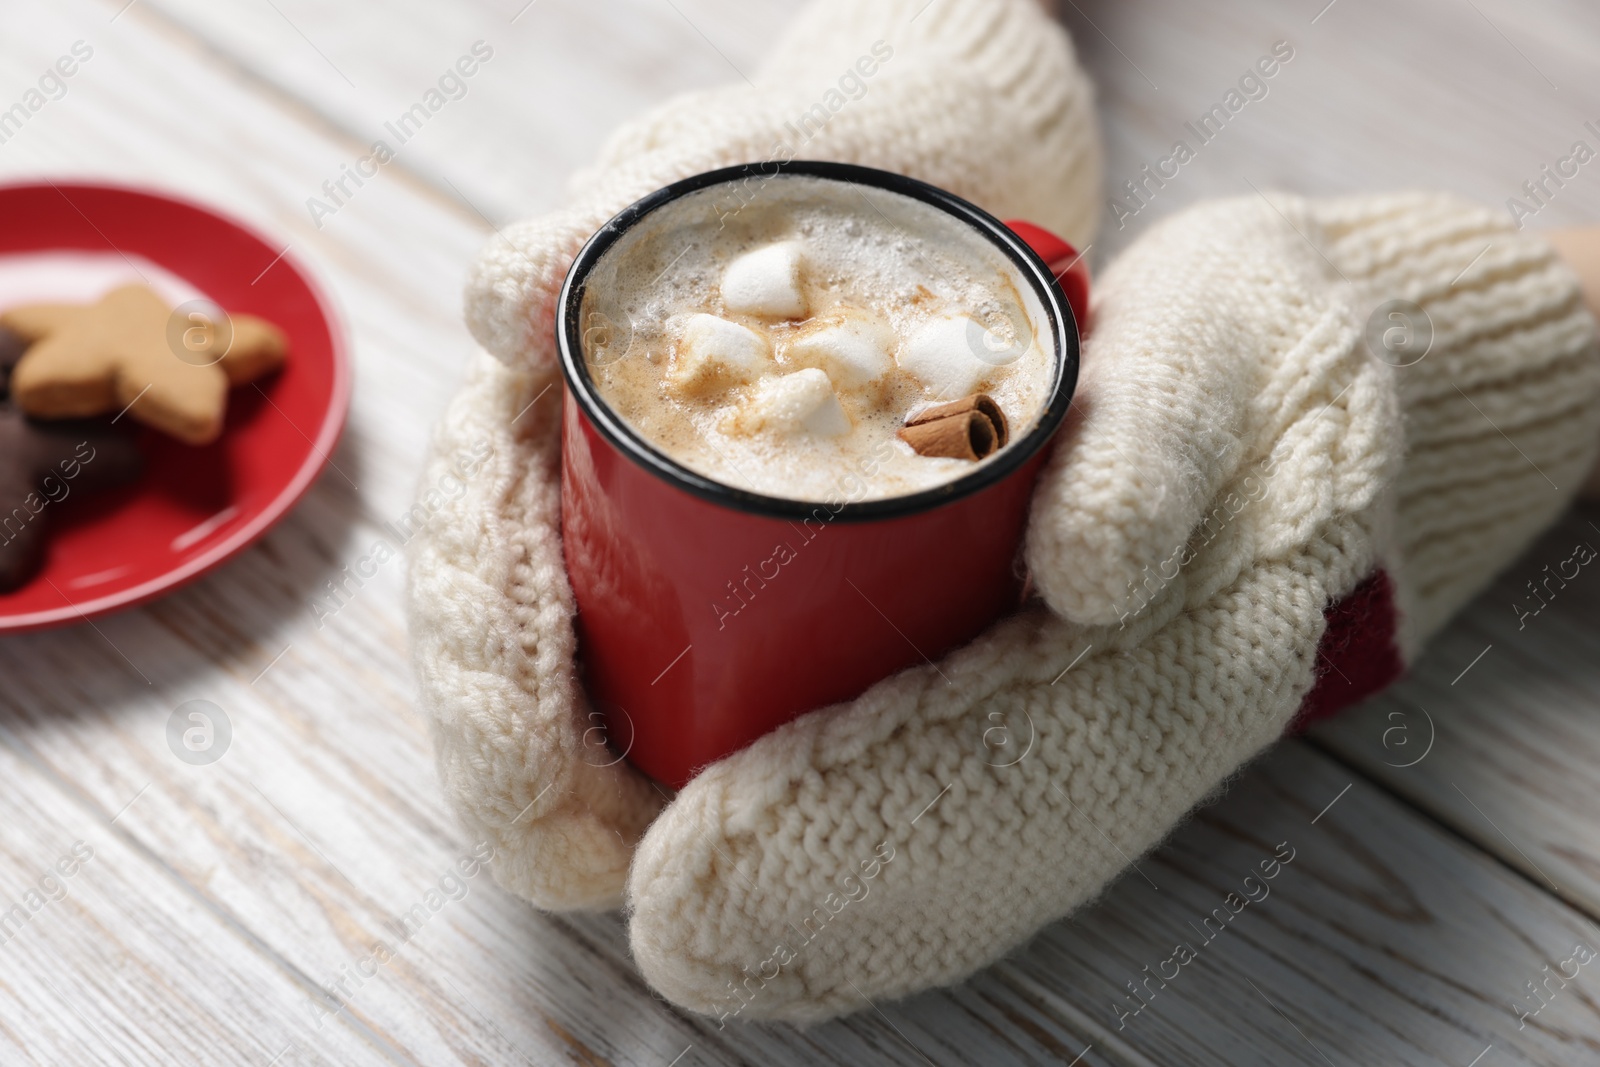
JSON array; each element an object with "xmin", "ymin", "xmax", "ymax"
[
  {"xmin": 0, "ymin": 325, "xmax": 143, "ymax": 591},
  {"xmin": 3, "ymin": 284, "xmax": 288, "ymax": 446}
]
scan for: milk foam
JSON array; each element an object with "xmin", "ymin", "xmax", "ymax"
[{"xmin": 579, "ymin": 174, "xmax": 1054, "ymax": 503}]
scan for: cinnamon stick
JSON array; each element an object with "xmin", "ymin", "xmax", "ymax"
[{"xmin": 898, "ymin": 393, "xmax": 1009, "ymax": 460}]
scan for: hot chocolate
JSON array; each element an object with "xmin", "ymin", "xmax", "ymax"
[{"xmin": 577, "ymin": 173, "xmax": 1055, "ymax": 503}]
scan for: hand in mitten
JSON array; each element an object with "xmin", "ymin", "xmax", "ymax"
[{"xmin": 614, "ymin": 192, "xmax": 1600, "ymax": 1022}]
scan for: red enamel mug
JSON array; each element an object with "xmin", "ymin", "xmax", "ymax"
[{"xmin": 557, "ymin": 161, "xmax": 1088, "ymax": 789}]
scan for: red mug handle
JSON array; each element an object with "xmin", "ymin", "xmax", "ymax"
[{"xmin": 1004, "ymin": 219, "xmax": 1091, "ymax": 335}]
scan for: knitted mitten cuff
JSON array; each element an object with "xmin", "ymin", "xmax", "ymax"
[{"xmin": 1314, "ymin": 192, "xmax": 1600, "ymax": 649}]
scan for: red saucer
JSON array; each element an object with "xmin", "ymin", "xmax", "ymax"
[{"xmin": 0, "ymin": 182, "xmax": 351, "ymax": 633}]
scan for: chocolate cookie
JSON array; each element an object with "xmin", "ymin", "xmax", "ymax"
[
  {"xmin": 0, "ymin": 324, "xmax": 142, "ymax": 592},
  {"xmin": 0, "ymin": 323, "xmax": 25, "ymax": 386}
]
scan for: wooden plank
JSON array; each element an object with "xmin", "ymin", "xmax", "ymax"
[
  {"xmin": 1059, "ymin": 0, "xmax": 1600, "ymax": 260},
  {"xmin": 132, "ymin": 0, "xmax": 1600, "ymax": 264},
  {"xmin": 1314, "ymin": 504, "xmax": 1600, "ymax": 917},
  {"xmin": 958, "ymin": 741, "xmax": 1600, "ymax": 1067},
  {"xmin": 135, "ymin": 0, "xmax": 795, "ymax": 223},
  {"xmin": 0, "ymin": 739, "xmax": 398, "ymax": 1067}
]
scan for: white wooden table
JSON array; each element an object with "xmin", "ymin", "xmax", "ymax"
[{"xmin": 2, "ymin": 1, "xmax": 1599, "ymax": 1063}]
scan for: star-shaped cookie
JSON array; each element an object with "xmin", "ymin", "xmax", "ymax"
[{"xmin": 3, "ymin": 284, "xmax": 287, "ymax": 446}]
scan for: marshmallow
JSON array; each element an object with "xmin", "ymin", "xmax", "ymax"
[
  {"xmin": 899, "ymin": 315, "xmax": 999, "ymax": 398},
  {"xmin": 742, "ymin": 369, "xmax": 851, "ymax": 438},
  {"xmin": 722, "ymin": 242, "xmax": 807, "ymax": 319},
  {"xmin": 669, "ymin": 313, "xmax": 771, "ymax": 394},
  {"xmin": 784, "ymin": 309, "xmax": 896, "ymax": 388}
]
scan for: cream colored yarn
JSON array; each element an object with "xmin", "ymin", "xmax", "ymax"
[
  {"xmin": 618, "ymin": 194, "xmax": 1597, "ymax": 1022},
  {"xmin": 1314, "ymin": 193, "xmax": 1600, "ymax": 646},
  {"xmin": 412, "ymin": 0, "xmax": 1101, "ymax": 912},
  {"xmin": 464, "ymin": 0, "xmax": 1101, "ymax": 372},
  {"xmin": 405, "ymin": 0, "xmax": 1600, "ymax": 1027}
]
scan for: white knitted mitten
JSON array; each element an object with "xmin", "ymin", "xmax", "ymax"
[
  {"xmin": 617, "ymin": 192, "xmax": 1600, "ymax": 1021},
  {"xmin": 408, "ymin": 0, "xmax": 1099, "ymax": 913},
  {"xmin": 406, "ymin": 3, "xmax": 1600, "ymax": 1029}
]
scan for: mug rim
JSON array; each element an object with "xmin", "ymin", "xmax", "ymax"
[{"xmin": 556, "ymin": 160, "xmax": 1080, "ymax": 523}]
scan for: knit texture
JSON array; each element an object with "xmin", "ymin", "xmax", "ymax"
[
  {"xmin": 1312, "ymin": 192, "xmax": 1600, "ymax": 649},
  {"xmin": 620, "ymin": 194, "xmax": 1597, "ymax": 1021},
  {"xmin": 464, "ymin": 0, "xmax": 1101, "ymax": 375},
  {"xmin": 406, "ymin": 1, "xmax": 1600, "ymax": 1024},
  {"xmin": 631, "ymin": 194, "xmax": 1398, "ymax": 1019},
  {"xmin": 411, "ymin": 0, "xmax": 1101, "ymax": 911}
]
